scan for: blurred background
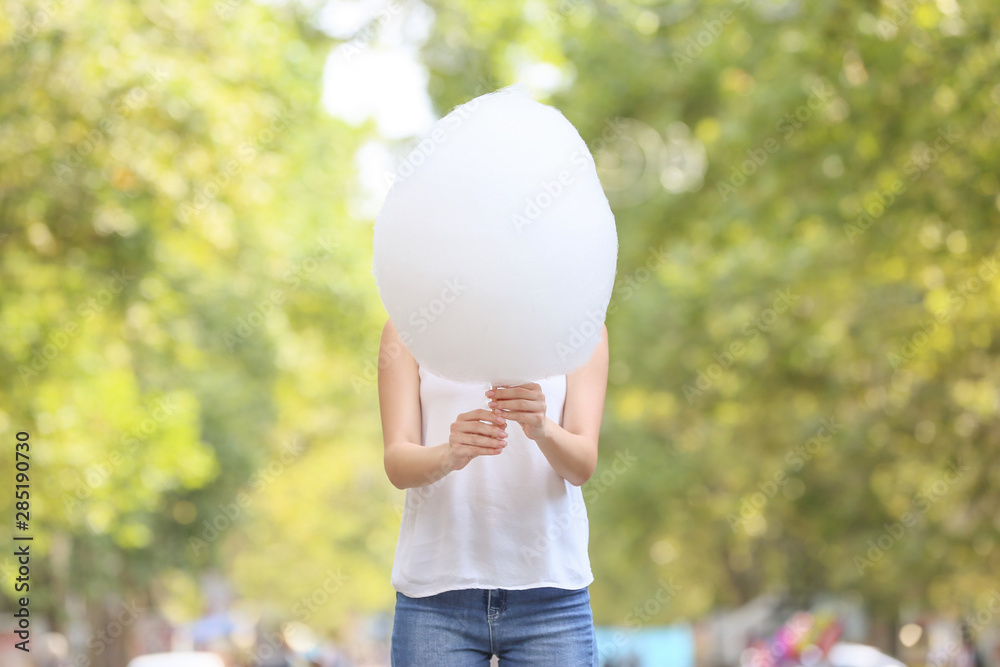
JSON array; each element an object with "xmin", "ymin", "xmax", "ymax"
[{"xmin": 2, "ymin": 0, "xmax": 999, "ymax": 665}]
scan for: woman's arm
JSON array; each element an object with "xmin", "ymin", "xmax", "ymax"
[
  {"xmin": 489, "ymin": 324, "xmax": 609, "ymax": 486},
  {"xmin": 378, "ymin": 319, "xmax": 508, "ymax": 490},
  {"xmin": 377, "ymin": 318, "xmax": 448, "ymax": 489}
]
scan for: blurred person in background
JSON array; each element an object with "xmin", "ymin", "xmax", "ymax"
[{"xmin": 959, "ymin": 621, "xmax": 985, "ymax": 667}]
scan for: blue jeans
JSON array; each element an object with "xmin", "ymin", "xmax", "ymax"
[{"xmin": 391, "ymin": 586, "xmax": 598, "ymax": 666}]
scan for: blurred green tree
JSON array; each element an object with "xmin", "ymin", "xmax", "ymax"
[
  {"xmin": 0, "ymin": 0, "xmax": 394, "ymax": 658},
  {"xmin": 2, "ymin": 0, "xmax": 999, "ymax": 660},
  {"xmin": 419, "ymin": 0, "xmax": 1000, "ymax": 637}
]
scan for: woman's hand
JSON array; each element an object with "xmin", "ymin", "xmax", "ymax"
[
  {"xmin": 445, "ymin": 408, "xmax": 508, "ymax": 473},
  {"xmin": 487, "ymin": 383, "xmax": 549, "ymax": 442}
]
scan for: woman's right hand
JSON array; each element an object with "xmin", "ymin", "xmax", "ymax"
[{"xmin": 445, "ymin": 408, "xmax": 508, "ymax": 472}]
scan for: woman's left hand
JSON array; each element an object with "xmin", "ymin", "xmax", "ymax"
[{"xmin": 487, "ymin": 383, "xmax": 549, "ymax": 442}]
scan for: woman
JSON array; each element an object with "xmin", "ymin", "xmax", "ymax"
[{"xmin": 378, "ymin": 316, "xmax": 609, "ymax": 666}]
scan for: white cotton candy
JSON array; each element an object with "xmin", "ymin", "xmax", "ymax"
[{"xmin": 372, "ymin": 84, "xmax": 619, "ymax": 386}]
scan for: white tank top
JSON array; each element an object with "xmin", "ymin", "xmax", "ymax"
[{"xmin": 390, "ymin": 364, "xmax": 594, "ymax": 597}]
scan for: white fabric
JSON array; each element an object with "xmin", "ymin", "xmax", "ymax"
[{"xmin": 390, "ymin": 364, "xmax": 594, "ymax": 597}]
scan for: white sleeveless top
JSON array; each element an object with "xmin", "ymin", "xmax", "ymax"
[{"xmin": 390, "ymin": 364, "xmax": 594, "ymax": 597}]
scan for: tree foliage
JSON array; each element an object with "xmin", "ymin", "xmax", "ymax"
[
  {"xmin": 2, "ymin": 0, "xmax": 999, "ymax": 652},
  {"xmin": 420, "ymin": 0, "xmax": 1000, "ymax": 625}
]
